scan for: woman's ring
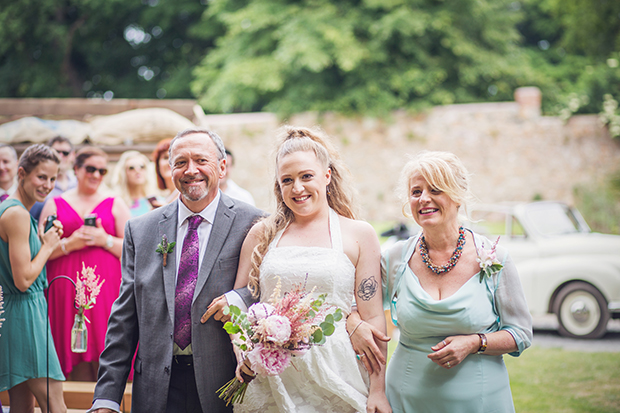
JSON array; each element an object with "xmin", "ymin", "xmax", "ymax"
[
  {"xmin": 442, "ymin": 340, "xmax": 447, "ymax": 346},
  {"xmin": 356, "ymin": 354, "xmax": 365, "ymax": 360},
  {"xmin": 356, "ymin": 354, "xmax": 361, "ymax": 360},
  {"xmin": 447, "ymin": 361, "xmax": 451, "ymax": 368}
]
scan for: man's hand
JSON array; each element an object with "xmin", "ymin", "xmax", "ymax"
[{"xmin": 201, "ymin": 295, "xmax": 230, "ymax": 323}]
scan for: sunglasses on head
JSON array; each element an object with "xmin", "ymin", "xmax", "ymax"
[{"xmin": 83, "ymin": 165, "xmax": 108, "ymax": 176}]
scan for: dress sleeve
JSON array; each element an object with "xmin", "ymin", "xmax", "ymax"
[
  {"xmin": 381, "ymin": 237, "xmax": 417, "ymax": 325},
  {"xmin": 493, "ymin": 247, "xmax": 533, "ymax": 357}
]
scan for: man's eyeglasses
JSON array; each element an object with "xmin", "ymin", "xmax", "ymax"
[{"xmin": 83, "ymin": 165, "xmax": 108, "ymax": 176}]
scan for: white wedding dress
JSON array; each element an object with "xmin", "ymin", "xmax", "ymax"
[{"xmin": 235, "ymin": 209, "xmax": 369, "ymax": 413}]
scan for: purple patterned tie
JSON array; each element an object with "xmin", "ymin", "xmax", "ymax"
[
  {"xmin": 0, "ymin": 194, "xmax": 8, "ymax": 202},
  {"xmin": 174, "ymin": 215, "xmax": 203, "ymax": 349}
]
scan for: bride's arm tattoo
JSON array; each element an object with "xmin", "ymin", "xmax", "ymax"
[{"xmin": 357, "ymin": 276, "xmax": 378, "ymax": 301}]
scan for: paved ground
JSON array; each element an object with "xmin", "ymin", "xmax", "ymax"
[{"xmin": 532, "ymin": 315, "xmax": 620, "ymax": 352}]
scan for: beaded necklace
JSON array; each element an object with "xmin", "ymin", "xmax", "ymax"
[{"xmin": 418, "ymin": 226, "xmax": 466, "ymax": 275}]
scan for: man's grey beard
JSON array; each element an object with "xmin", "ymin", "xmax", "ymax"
[{"xmin": 179, "ymin": 178, "xmax": 210, "ymax": 202}]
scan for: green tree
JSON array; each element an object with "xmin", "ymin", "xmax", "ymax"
[
  {"xmin": 517, "ymin": 0, "xmax": 620, "ymax": 116},
  {"xmin": 0, "ymin": 0, "xmax": 214, "ymax": 99},
  {"xmin": 192, "ymin": 0, "xmax": 540, "ymax": 115}
]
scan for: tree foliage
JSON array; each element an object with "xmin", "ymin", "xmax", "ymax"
[
  {"xmin": 0, "ymin": 0, "xmax": 213, "ymax": 99},
  {"xmin": 0, "ymin": 0, "xmax": 618, "ymax": 118},
  {"xmin": 192, "ymin": 0, "xmax": 539, "ymax": 115}
]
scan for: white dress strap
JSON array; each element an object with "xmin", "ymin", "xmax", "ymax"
[
  {"xmin": 328, "ymin": 208, "xmax": 344, "ymax": 252},
  {"xmin": 269, "ymin": 226, "xmax": 286, "ymax": 249}
]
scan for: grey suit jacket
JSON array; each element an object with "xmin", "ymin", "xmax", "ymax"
[{"xmin": 93, "ymin": 194, "xmax": 263, "ymax": 412}]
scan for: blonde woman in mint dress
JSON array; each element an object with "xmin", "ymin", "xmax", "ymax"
[
  {"xmin": 0, "ymin": 144, "xmax": 66, "ymax": 413},
  {"xmin": 349, "ymin": 151, "xmax": 532, "ymax": 412}
]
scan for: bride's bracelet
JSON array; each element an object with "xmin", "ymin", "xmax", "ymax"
[{"xmin": 348, "ymin": 320, "xmax": 363, "ymax": 338}]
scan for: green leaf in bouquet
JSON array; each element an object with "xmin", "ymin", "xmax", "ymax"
[
  {"xmin": 307, "ymin": 310, "xmax": 316, "ymax": 318},
  {"xmin": 311, "ymin": 328, "xmax": 324, "ymax": 343},
  {"xmin": 229, "ymin": 305, "xmax": 241, "ymax": 316},
  {"xmin": 223, "ymin": 306, "xmax": 231, "ymax": 316},
  {"xmin": 223, "ymin": 321, "xmax": 241, "ymax": 335},
  {"xmin": 239, "ymin": 343, "xmax": 248, "ymax": 351},
  {"xmin": 320, "ymin": 321, "xmax": 335, "ymax": 336},
  {"xmin": 325, "ymin": 314, "xmax": 334, "ymax": 324},
  {"xmin": 333, "ymin": 308, "xmax": 343, "ymax": 322}
]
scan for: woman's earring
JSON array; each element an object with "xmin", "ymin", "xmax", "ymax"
[{"xmin": 326, "ymin": 185, "xmax": 331, "ymax": 195}]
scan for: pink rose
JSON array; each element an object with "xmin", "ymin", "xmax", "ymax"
[{"xmin": 247, "ymin": 343, "xmax": 291, "ymax": 376}]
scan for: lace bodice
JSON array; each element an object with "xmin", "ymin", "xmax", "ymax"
[{"xmin": 259, "ymin": 208, "xmax": 356, "ymax": 314}]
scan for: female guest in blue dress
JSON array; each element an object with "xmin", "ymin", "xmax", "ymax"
[
  {"xmin": 348, "ymin": 151, "xmax": 532, "ymax": 412},
  {"xmin": 0, "ymin": 144, "xmax": 67, "ymax": 413},
  {"xmin": 110, "ymin": 150, "xmax": 161, "ymax": 217}
]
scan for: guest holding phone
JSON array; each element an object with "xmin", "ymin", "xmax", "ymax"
[
  {"xmin": 40, "ymin": 146, "xmax": 130, "ymax": 381},
  {"xmin": 0, "ymin": 144, "xmax": 67, "ymax": 412}
]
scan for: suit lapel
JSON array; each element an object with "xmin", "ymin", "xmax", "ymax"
[
  {"xmin": 159, "ymin": 202, "xmax": 179, "ymax": 325},
  {"xmin": 193, "ymin": 196, "xmax": 235, "ymax": 303}
]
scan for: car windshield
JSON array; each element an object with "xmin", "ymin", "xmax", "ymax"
[{"xmin": 524, "ymin": 203, "xmax": 584, "ymax": 236}]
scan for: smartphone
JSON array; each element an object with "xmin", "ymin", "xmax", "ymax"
[
  {"xmin": 44, "ymin": 214, "xmax": 57, "ymax": 233},
  {"xmin": 147, "ymin": 196, "xmax": 159, "ymax": 207},
  {"xmin": 84, "ymin": 214, "xmax": 97, "ymax": 227}
]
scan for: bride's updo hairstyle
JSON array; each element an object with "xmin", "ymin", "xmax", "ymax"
[
  {"xmin": 398, "ymin": 150, "xmax": 473, "ymax": 218},
  {"xmin": 248, "ymin": 126, "xmax": 357, "ymax": 296}
]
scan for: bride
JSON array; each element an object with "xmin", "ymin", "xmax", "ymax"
[{"xmin": 228, "ymin": 126, "xmax": 391, "ymax": 413}]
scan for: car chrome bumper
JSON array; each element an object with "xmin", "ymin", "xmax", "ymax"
[{"xmin": 609, "ymin": 301, "xmax": 620, "ymax": 312}]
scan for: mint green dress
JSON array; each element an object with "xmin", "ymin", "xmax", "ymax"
[
  {"xmin": 0, "ymin": 199, "xmax": 65, "ymax": 391},
  {"xmin": 382, "ymin": 231, "xmax": 532, "ymax": 413}
]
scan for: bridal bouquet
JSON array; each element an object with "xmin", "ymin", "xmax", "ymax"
[{"xmin": 217, "ymin": 277, "xmax": 343, "ymax": 405}]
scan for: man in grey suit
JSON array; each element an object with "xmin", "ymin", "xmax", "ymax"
[{"xmin": 89, "ymin": 129, "xmax": 263, "ymax": 413}]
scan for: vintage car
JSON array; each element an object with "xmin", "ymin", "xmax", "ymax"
[{"xmin": 466, "ymin": 201, "xmax": 620, "ymax": 339}]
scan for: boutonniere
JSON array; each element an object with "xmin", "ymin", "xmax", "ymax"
[
  {"xmin": 156, "ymin": 234, "xmax": 176, "ymax": 267},
  {"xmin": 476, "ymin": 237, "xmax": 503, "ymax": 282}
]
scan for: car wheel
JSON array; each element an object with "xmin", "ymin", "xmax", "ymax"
[{"xmin": 554, "ymin": 282, "xmax": 610, "ymax": 339}]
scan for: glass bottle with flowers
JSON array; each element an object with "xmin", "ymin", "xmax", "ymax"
[
  {"xmin": 0, "ymin": 285, "xmax": 5, "ymax": 335},
  {"xmin": 72, "ymin": 263, "xmax": 105, "ymax": 353}
]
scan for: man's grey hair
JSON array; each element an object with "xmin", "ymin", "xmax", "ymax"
[
  {"xmin": 0, "ymin": 144, "xmax": 18, "ymax": 160},
  {"xmin": 169, "ymin": 129, "xmax": 227, "ymax": 161}
]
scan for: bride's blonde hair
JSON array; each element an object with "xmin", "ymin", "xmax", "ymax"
[{"xmin": 248, "ymin": 126, "xmax": 358, "ymax": 297}]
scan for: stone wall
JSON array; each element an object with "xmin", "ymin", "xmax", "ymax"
[{"xmin": 198, "ymin": 88, "xmax": 620, "ymax": 222}]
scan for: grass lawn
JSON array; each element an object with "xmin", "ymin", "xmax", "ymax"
[
  {"xmin": 506, "ymin": 346, "xmax": 620, "ymax": 412},
  {"xmin": 386, "ymin": 341, "xmax": 620, "ymax": 412}
]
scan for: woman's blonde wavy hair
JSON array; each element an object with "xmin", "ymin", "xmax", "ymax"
[
  {"xmin": 248, "ymin": 126, "xmax": 358, "ymax": 297},
  {"xmin": 398, "ymin": 150, "xmax": 474, "ymax": 219}
]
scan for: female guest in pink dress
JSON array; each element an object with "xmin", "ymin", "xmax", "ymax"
[{"xmin": 40, "ymin": 146, "xmax": 130, "ymax": 381}]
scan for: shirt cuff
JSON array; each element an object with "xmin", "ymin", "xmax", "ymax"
[
  {"xmin": 225, "ymin": 290, "xmax": 248, "ymax": 312},
  {"xmin": 88, "ymin": 399, "xmax": 120, "ymax": 413}
]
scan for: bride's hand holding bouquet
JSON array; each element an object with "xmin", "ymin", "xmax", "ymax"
[{"xmin": 217, "ymin": 277, "xmax": 343, "ymax": 405}]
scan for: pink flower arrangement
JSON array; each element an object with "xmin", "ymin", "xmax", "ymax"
[
  {"xmin": 74, "ymin": 262, "xmax": 105, "ymax": 320},
  {"xmin": 0, "ymin": 285, "xmax": 5, "ymax": 335},
  {"xmin": 217, "ymin": 276, "xmax": 342, "ymax": 405},
  {"xmin": 476, "ymin": 236, "xmax": 504, "ymax": 282}
]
